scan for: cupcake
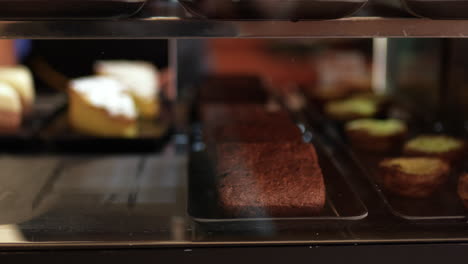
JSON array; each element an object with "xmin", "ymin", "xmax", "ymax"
[
  {"xmin": 379, "ymin": 157, "xmax": 450, "ymax": 198},
  {"xmin": 345, "ymin": 118, "xmax": 407, "ymax": 153},
  {"xmin": 403, "ymin": 135, "xmax": 466, "ymax": 163},
  {"xmin": 324, "ymin": 97, "xmax": 378, "ymax": 121},
  {"xmin": 457, "ymin": 173, "xmax": 468, "ymax": 209}
]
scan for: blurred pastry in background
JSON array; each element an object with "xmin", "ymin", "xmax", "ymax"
[
  {"xmin": 324, "ymin": 97, "xmax": 378, "ymax": 121},
  {"xmin": 95, "ymin": 60, "xmax": 160, "ymax": 119},
  {"xmin": 68, "ymin": 76, "xmax": 137, "ymax": 138},
  {"xmin": 345, "ymin": 118, "xmax": 407, "ymax": 153},
  {"xmin": 379, "ymin": 157, "xmax": 450, "ymax": 198},
  {"xmin": 351, "ymin": 92, "xmax": 389, "ymax": 108},
  {"xmin": 305, "ymin": 84, "xmax": 351, "ymax": 104},
  {"xmin": 457, "ymin": 173, "xmax": 468, "ymax": 209},
  {"xmin": 0, "ymin": 82, "xmax": 22, "ymax": 133},
  {"xmin": 0, "ymin": 66, "xmax": 35, "ymax": 114},
  {"xmin": 315, "ymin": 51, "xmax": 372, "ymax": 91},
  {"xmin": 305, "ymin": 50, "xmax": 372, "ymax": 104},
  {"xmin": 403, "ymin": 135, "xmax": 466, "ymax": 163}
]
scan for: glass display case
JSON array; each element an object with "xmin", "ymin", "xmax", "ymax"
[{"xmin": 1, "ymin": 0, "xmax": 468, "ymax": 262}]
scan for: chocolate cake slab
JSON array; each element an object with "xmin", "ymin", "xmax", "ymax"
[
  {"xmin": 216, "ymin": 142, "xmax": 325, "ymax": 218},
  {"xmin": 188, "ymin": 124, "xmax": 368, "ymax": 223}
]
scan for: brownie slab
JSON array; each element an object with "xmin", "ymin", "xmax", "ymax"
[
  {"xmin": 216, "ymin": 142, "xmax": 326, "ymax": 217},
  {"xmin": 201, "ymin": 104, "xmax": 302, "ymax": 143},
  {"xmin": 200, "ymin": 103, "xmax": 292, "ymax": 126}
]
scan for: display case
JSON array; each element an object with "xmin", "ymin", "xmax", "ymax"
[{"xmin": 2, "ymin": 0, "xmax": 468, "ymax": 262}]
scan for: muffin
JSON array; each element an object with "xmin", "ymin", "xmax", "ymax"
[
  {"xmin": 351, "ymin": 92, "xmax": 389, "ymax": 108},
  {"xmin": 457, "ymin": 173, "xmax": 468, "ymax": 208},
  {"xmin": 379, "ymin": 157, "xmax": 450, "ymax": 198},
  {"xmin": 345, "ymin": 118, "xmax": 407, "ymax": 153},
  {"xmin": 324, "ymin": 97, "xmax": 378, "ymax": 121},
  {"xmin": 403, "ymin": 135, "xmax": 466, "ymax": 163}
]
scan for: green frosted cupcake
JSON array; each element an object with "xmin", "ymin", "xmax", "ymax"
[
  {"xmin": 345, "ymin": 119, "xmax": 407, "ymax": 152},
  {"xmin": 325, "ymin": 98, "xmax": 378, "ymax": 121},
  {"xmin": 404, "ymin": 135, "xmax": 466, "ymax": 163}
]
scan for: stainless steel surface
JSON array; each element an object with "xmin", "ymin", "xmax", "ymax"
[
  {"xmin": 2, "ymin": 1, "xmax": 468, "ymax": 38},
  {"xmin": 6, "ymin": 17, "xmax": 468, "ymax": 38}
]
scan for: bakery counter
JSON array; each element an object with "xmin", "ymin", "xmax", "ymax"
[
  {"xmin": 2, "ymin": 142, "xmax": 468, "ymax": 249},
  {"xmin": 0, "ymin": 141, "xmax": 350, "ymax": 249}
]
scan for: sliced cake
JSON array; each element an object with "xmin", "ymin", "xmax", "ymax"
[
  {"xmin": 68, "ymin": 76, "xmax": 137, "ymax": 138},
  {"xmin": 0, "ymin": 82, "xmax": 21, "ymax": 133},
  {"xmin": 0, "ymin": 66, "xmax": 35, "ymax": 115},
  {"xmin": 95, "ymin": 60, "xmax": 160, "ymax": 119}
]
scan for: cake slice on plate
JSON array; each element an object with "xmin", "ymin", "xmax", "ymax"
[
  {"xmin": 0, "ymin": 66, "xmax": 35, "ymax": 115},
  {"xmin": 68, "ymin": 76, "xmax": 137, "ymax": 138},
  {"xmin": 0, "ymin": 82, "xmax": 22, "ymax": 133},
  {"xmin": 94, "ymin": 60, "xmax": 160, "ymax": 119}
]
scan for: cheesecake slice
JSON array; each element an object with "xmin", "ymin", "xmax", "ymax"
[
  {"xmin": 69, "ymin": 76, "xmax": 137, "ymax": 138},
  {"xmin": 95, "ymin": 60, "xmax": 160, "ymax": 119},
  {"xmin": 0, "ymin": 82, "xmax": 21, "ymax": 133},
  {"xmin": 0, "ymin": 66, "xmax": 35, "ymax": 115}
]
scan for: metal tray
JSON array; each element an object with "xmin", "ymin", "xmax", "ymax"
[
  {"xmin": 39, "ymin": 100, "xmax": 173, "ymax": 154},
  {"xmin": 301, "ymin": 97, "xmax": 468, "ymax": 221},
  {"xmin": 187, "ymin": 121, "xmax": 368, "ymax": 225},
  {"xmin": 401, "ymin": 0, "xmax": 468, "ymax": 19},
  {"xmin": 179, "ymin": 0, "xmax": 368, "ymax": 20},
  {"xmin": 0, "ymin": 94, "xmax": 66, "ymax": 153},
  {"xmin": 348, "ymin": 150, "xmax": 467, "ymax": 220},
  {"xmin": 0, "ymin": 0, "xmax": 146, "ymax": 20}
]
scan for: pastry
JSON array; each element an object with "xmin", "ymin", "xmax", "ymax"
[
  {"xmin": 68, "ymin": 76, "xmax": 137, "ymax": 138},
  {"xmin": 0, "ymin": 66, "xmax": 35, "ymax": 114},
  {"xmin": 200, "ymin": 103, "xmax": 292, "ymax": 127},
  {"xmin": 206, "ymin": 121, "xmax": 303, "ymax": 143},
  {"xmin": 201, "ymin": 103, "xmax": 302, "ymax": 143},
  {"xmin": 95, "ymin": 60, "xmax": 160, "ymax": 119},
  {"xmin": 305, "ymin": 84, "xmax": 351, "ymax": 103},
  {"xmin": 345, "ymin": 118, "xmax": 407, "ymax": 152},
  {"xmin": 403, "ymin": 135, "xmax": 466, "ymax": 163},
  {"xmin": 0, "ymin": 82, "xmax": 22, "ymax": 133},
  {"xmin": 217, "ymin": 142, "xmax": 326, "ymax": 217},
  {"xmin": 379, "ymin": 157, "xmax": 450, "ymax": 198},
  {"xmin": 324, "ymin": 97, "xmax": 378, "ymax": 121},
  {"xmin": 457, "ymin": 173, "xmax": 468, "ymax": 208},
  {"xmin": 199, "ymin": 75, "xmax": 268, "ymax": 104}
]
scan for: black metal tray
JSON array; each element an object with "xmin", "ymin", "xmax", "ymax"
[
  {"xmin": 0, "ymin": 94, "xmax": 66, "ymax": 153},
  {"xmin": 301, "ymin": 96, "xmax": 468, "ymax": 221},
  {"xmin": 187, "ymin": 120, "xmax": 368, "ymax": 226},
  {"xmin": 39, "ymin": 100, "xmax": 173, "ymax": 154},
  {"xmin": 401, "ymin": 0, "xmax": 468, "ymax": 19},
  {"xmin": 179, "ymin": 0, "xmax": 368, "ymax": 20},
  {"xmin": 0, "ymin": 0, "xmax": 146, "ymax": 20}
]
